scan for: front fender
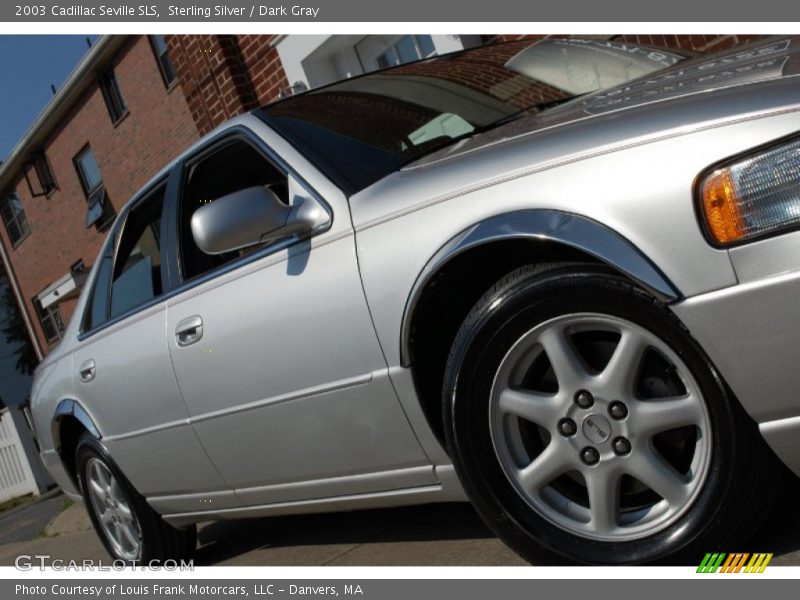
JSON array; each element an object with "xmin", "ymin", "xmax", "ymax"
[{"xmin": 400, "ymin": 209, "xmax": 680, "ymax": 366}]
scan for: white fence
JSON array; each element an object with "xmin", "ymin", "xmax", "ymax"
[{"xmin": 0, "ymin": 407, "xmax": 40, "ymax": 504}]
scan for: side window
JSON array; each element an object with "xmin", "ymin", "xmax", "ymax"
[
  {"xmin": 179, "ymin": 138, "xmax": 288, "ymax": 281},
  {"xmin": 82, "ymin": 254, "xmax": 113, "ymax": 333},
  {"xmin": 109, "ymin": 185, "xmax": 166, "ymax": 319}
]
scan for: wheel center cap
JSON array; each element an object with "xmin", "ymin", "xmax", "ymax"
[{"xmin": 582, "ymin": 413, "xmax": 611, "ymax": 444}]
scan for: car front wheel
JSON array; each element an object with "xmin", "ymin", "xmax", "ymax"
[{"xmin": 443, "ymin": 263, "xmax": 781, "ymax": 564}]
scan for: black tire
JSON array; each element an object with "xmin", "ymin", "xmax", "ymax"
[
  {"xmin": 76, "ymin": 433, "xmax": 197, "ymax": 564},
  {"xmin": 443, "ymin": 263, "xmax": 782, "ymax": 565}
]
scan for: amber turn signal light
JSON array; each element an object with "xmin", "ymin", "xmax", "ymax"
[{"xmin": 701, "ymin": 168, "xmax": 746, "ymax": 244}]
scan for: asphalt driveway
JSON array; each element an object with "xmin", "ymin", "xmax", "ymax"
[{"xmin": 0, "ymin": 491, "xmax": 64, "ymax": 545}]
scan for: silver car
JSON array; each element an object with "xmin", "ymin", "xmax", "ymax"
[{"xmin": 30, "ymin": 36, "xmax": 800, "ymax": 565}]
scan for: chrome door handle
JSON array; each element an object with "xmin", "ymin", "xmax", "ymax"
[
  {"xmin": 79, "ymin": 359, "xmax": 96, "ymax": 383},
  {"xmin": 176, "ymin": 316, "xmax": 203, "ymax": 347}
]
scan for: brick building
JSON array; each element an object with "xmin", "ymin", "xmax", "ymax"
[
  {"xmin": 0, "ymin": 33, "xmax": 766, "ymax": 359},
  {"xmin": 0, "ymin": 35, "xmax": 199, "ymax": 360}
]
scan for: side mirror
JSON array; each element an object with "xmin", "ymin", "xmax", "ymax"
[{"xmin": 190, "ymin": 184, "xmax": 325, "ymax": 255}]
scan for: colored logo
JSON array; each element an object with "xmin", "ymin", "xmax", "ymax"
[{"xmin": 697, "ymin": 553, "xmax": 773, "ymax": 573}]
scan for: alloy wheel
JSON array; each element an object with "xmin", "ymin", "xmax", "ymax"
[
  {"xmin": 489, "ymin": 313, "xmax": 712, "ymax": 542},
  {"xmin": 85, "ymin": 457, "xmax": 143, "ymax": 561}
]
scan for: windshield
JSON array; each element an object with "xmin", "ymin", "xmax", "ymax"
[{"xmin": 258, "ymin": 39, "xmax": 684, "ymax": 195}]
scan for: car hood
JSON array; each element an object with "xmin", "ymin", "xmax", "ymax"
[
  {"xmin": 416, "ymin": 37, "xmax": 800, "ymax": 167},
  {"xmin": 350, "ymin": 36, "xmax": 800, "ymax": 228}
]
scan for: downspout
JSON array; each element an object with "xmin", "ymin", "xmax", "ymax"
[{"xmin": 0, "ymin": 237, "xmax": 43, "ymax": 361}]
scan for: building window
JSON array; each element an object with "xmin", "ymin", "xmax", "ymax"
[
  {"xmin": 74, "ymin": 146, "xmax": 115, "ymax": 231},
  {"xmin": 74, "ymin": 145, "xmax": 103, "ymax": 195},
  {"xmin": 150, "ymin": 35, "xmax": 177, "ymax": 87},
  {"xmin": 33, "ymin": 153, "xmax": 57, "ymax": 193},
  {"xmin": 84, "ymin": 187, "xmax": 115, "ymax": 230},
  {"xmin": 24, "ymin": 152, "xmax": 57, "ymax": 197},
  {"xmin": 33, "ymin": 298, "xmax": 65, "ymax": 344},
  {"xmin": 357, "ymin": 35, "xmax": 437, "ymax": 71},
  {"xmin": 0, "ymin": 192, "xmax": 31, "ymax": 246},
  {"xmin": 98, "ymin": 70, "xmax": 127, "ymax": 124}
]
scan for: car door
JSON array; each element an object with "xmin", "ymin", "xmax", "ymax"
[
  {"xmin": 164, "ymin": 123, "xmax": 435, "ymax": 507},
  {"xmin": 71, "ymin": 175, "xmax": 239, "ymax": 514}
]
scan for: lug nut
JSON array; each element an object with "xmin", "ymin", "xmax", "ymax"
[
  {"xmin": 557, "ymin": 418, "xmax": 577, "ymax": 437},
  {"xmin": 580, "ymin": 447, "xmax": 600, "ymax": 465},
  {"xmin": 613, "ymin": 437, "xmax": 632, "ymax": 456},
  {"xmin": 575, "ymin": 390, "xmax": 594, "ymax": 409},
  {"xmin": 609, "ymin": 401, "xmax": 628, "ymax": 420}
]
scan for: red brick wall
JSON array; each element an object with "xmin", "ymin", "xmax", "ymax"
[
  {"xmin": 0, "ymin": 35, "xmax": 199, "ymax": 352},
  {"xmin": 237, "ymin": 35, "xmax": 291, "ymax": 106},
  {"xmin": 166, "ymin": 35, "xmax": 289, "ymax": 135}
]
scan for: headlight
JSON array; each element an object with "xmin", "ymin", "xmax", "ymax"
[{"xmin": 699, "ymin": 136, "xmax": 800, "ymax": 246}]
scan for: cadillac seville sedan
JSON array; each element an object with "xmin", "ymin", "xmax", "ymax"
[{"xmin": 30, "ymin": 36, "xmax": 800, "ymax": 565}]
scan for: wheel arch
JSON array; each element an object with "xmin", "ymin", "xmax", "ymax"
[
  {"xmin": 52, "ymin": 399, "xmax": 102, "ymax": 489},
  {"xmin": 402, "ymin": 209, "xmax": 681, "ymax": 448}
]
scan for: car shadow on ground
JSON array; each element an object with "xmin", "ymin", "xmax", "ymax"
[
  {"xmin": 195, "ymin": 502, "xmax": 495, "ymax": 565},
  {"xmin": 747, "ymin": 474, "xmax": 800, "ymax": 562},
  {"xmin": 195, "ymin": 474, "xmax": 800, "ymax": 566}
]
